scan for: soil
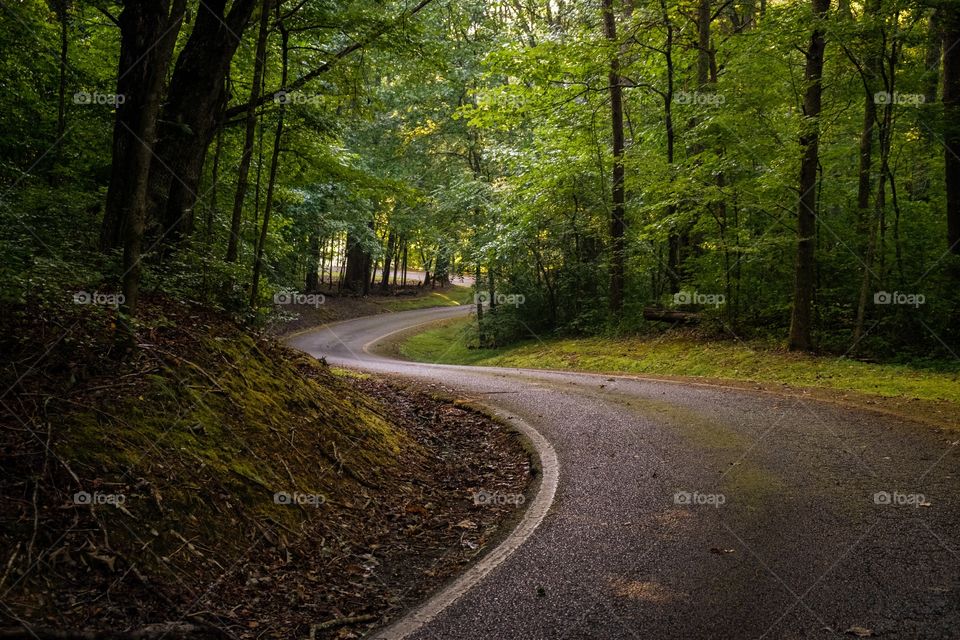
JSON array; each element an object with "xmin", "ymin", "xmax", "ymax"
[{"xmin": 0, "ymin": 297, "xmax": 532, "ymax": 640}]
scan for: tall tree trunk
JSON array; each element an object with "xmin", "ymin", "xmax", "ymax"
[
  {"xmin": 344, "ymin": 224, "xmax": 373, "ymax": 293},
  {"xmin": 306, "ymin": 233, "xmax": 320, "ymax": 291},
  {"xmin": 380, "ymin": 230, "xmax": 396, "ymax": 290},
  {"xmin": 250, "ymin": 21, "xmax": 288, "ymax": 308},
  {"xmin": 475, "ymin": 263, "xmax": 484, "ymax": 322},
  {"xmin": 603, "ymin": 0, "xmax": 626, "ymax": 319},
  {"xmin": 392, "ymin": 237, "xmax": 400, "ymax": 285},
  {"xmin": 943, "ymin": 5, "xmax": 960, "ymax": 253},
  {"xmin": 788, "ymin": 0, "xmax": 829, "ymax": 351},
  {"xmin": 855, "ymin": 0, "xmax": 882, "ymax": 227},
  {"xmin": 923, "ymin": 10, "xmax": 941, "ymax": 108},
  {"xmin": 147, "ymin": 0, "xmax": 258, "ymax": 249},
  {"xmin": 660, "ymin": 0, "xmax": 680, "ymax": 292},
  {"xmin": 227, "ymin": 0, "xmax": 271, "ymax": 263},
  {"xmin": 51, "ymin": 0, "xmax": 69, "ymax": 182},
  {"xmin": 854, "ymin": 35, "xmax": 897, "ymax": 346},
  {"xmin": 102, "ymin": 0, "xmax": 187, "ymax": 323},
  {"xmin": 100, "ymin": 0, "xmax": 186, "ymax": 252}
]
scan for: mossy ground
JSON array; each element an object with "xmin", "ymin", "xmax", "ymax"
[{"xmin": 0, "ymin": 296, "xmax": 530, "ymax": 638}]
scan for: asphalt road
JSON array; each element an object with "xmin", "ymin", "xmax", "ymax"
[{"xmin": 287, "ymin": 306, "xmax": 960, "ymax": 640}]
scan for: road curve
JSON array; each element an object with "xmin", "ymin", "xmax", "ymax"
[{"xmin": 287, "ymin": 306, "xmax": 960, "ymax": 640}]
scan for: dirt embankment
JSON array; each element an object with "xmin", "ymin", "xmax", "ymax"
[{"xmin": 0, "ymin": 297, "xmax": 531, "ymax": 639}]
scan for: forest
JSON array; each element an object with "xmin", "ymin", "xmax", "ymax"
[
  {"xmin": 2, "ymin": 0, "xmax": 958, "ymax": 357},
  {"xmin": 3, "ymin": 0, "xmax": 960, "ymax": 638}
]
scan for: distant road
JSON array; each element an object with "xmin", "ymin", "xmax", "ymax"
[
  {"xmin": 289, "ymin": 306, "xmax": 960, "ymax": 640},
  {"xmin": 349, "ymin": 267, "xmax": 475, "ymax": 287}
]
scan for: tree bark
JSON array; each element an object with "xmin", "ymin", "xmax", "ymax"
[
  {"xmin": 99, "ymin": 0, "xmax": 186, "ymax": 252},
  {"xmin": 101, "ymin": 0, "xmax": 187, "ymax": 322},
  {"xmin": 943, "ymin": 5, "xmax": 960, "ymax": 253},
  {"xmin": 50, "ymin": 0, "xmax": 69, "ymax": 182},
  {"xmin": 788, "ymin": 0, "xmax": 829, "ymax": 351},
  {"xmin": 227, "ymin": 0, "xmax": 271, "ymax": 263},
  {"xmin": 603, "ymin": 0, "xmax": 626, "ymax": 319},
  {"xmin": 306, "ymin": 233, "xmax": 320, "ymax": 291},
  {"xmin": 250, "ymin": 19, "xmax": 288, "ymax": 308},
  {"xmin": 147, "ymin": 0, "xmax": 258, "ymax": 249},
  {"xmin": 344, "ymin": 227, "xmax": 372, "ymax": 293},
  {"xmin": 380, "ymin": 230, "xmax": 396, "ymax": 290}
]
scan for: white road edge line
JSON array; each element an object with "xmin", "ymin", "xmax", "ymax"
[
  {"xmin": 369, "ymin": 406, "xmax": 558, "ymax": 640},
  {"xmin": 285, "ymin": 310, "xmax": 559, "ymax": 640}
]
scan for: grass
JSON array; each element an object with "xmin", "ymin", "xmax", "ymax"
[
  {"xmin": 398, "ymin": 317, "xmax": 960, "ymax": 405},
  {"xmin": 376, "ymin": 285, "xmax": 474, "ymax": 312}
]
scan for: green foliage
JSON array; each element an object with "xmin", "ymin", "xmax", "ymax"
[{"xmin": 2, "ymin": 0, "xmax": 958, "ymax": 359}]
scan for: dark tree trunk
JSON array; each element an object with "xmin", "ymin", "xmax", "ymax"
[
  {"xmin": 603, "ymin": 0, "xmax": 626, "ymax": 319},
  {"xmin": 147, "ymin": 0, "xmax": 258, "ymax": 249},
  {"xmin": 51, "ymin": 0, "xmax": 69, "ymax": 182},
  {"xmin": 100, "ymin": 0, "xmax": 186, "ymax": 252},
  {"xmin": 475, "ymin": 263, "xmax": 484, "ymax": 322},
  {"xmin": 227, "ymin": 0, "xmax": 271, "ymax": 263},
  {"xmin": 101, "ymin": 0, "xmax": 187, "ymax": 323},
  {"xmin": 923, "ymin": 11, "xmax": 941, "ymax": 108},
  {"xmin": 660, "ymin": 0, "xmax": 679, "ymax": 292},
  {"xmin": 250, "ymin": 20, "xmax": 288, "ymax": 308},
  {"xmin": 943, "ymin": 5, "xmax": 960, "ymax": 253},
  {"xmin": 855, "ymin": 0, "xmax": 882, "ymax": 224},
  {"xmin": 344, "ymin": 230, "xmax": 372, "ymax": 293},
  {"xmin": 380, "ymin": 230, "xmax": 396, "ymax": 291},
  {"xmin": 788, "ymin": 0, "xmax": 829, "ymax": 351},
  {"xmin": 392, "ymin": 237, "xmax": 400, "ymax": 285},
  {"xmin": 306, "ymin": 233, "xmax": 320, "ymax": 292}
]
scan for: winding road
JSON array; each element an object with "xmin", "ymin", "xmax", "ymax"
[{"xmin": 288, "ymin": 306, "xmax": 960, "ymax": 640}]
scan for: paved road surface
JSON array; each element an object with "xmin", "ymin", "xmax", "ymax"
[{"xmin": 287, "ymin": 306, "xmax": 960, "ymax": 640}]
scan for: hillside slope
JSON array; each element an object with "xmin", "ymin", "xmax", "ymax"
[{"xmin": 0, "ymin": 297, "xmax": 531, "ymax": 639}]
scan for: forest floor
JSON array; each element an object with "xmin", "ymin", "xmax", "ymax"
[
  {"xmin": 269, "ymin": 284, "xmax": 474, "ymax": 336},
  {"xmin": 390, "ymin": 316, "xmax": 960, "ymax": 432},
  {"xmin": 0, "ymin": 296, "xmax": 531, "ymax": 639}
]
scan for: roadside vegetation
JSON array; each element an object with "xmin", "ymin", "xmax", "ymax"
[{"xmin": 398, "ymin": 316, "xmax": 960, "ymax": 408}]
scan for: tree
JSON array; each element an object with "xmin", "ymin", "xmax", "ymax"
[
  {"xmin": 227, "ymin": 0, "xmax": 272, "ymax": 263},
  {"xmin": 788, "ymin": 0, "xmax": 830, "ymax": 352},
  {"xmin": 603, "ymin": 0, "xmax": 626, "ymax": 320},
  {"xmin": 148, "ymin": 0, "xmax": 258, "ymax": 248},
  {"xmin": 101, "ymin": 0, "xmax": 187, "ymax": 318},
  {"xmin": 943, "ymin": 4, "xmax": 960, "ymax": 254}
]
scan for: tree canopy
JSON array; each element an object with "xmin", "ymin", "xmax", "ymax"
[{"xmin": 2, "ymin": 0, "xmax": 959, "ymax": 356}]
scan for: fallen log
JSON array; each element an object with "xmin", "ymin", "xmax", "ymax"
[{"xmin": 643, "ymin": 307, "xmax": 701, "ymax": 323}]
